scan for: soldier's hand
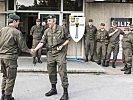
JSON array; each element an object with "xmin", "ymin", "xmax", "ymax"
[
  {"xmin": 114, "ymin": 29, "xmax": 118, "ymax": 33},
  {"xmin": 29, "ymin": 49, "xmax": 33, "ymax": 56},
  {"xmin": 29, "ymin": 49, "xmax": 36, "ymax": 56},
  {"xmin": 57, "ymin": 45, "xmax": 63, "ymax": 51}
]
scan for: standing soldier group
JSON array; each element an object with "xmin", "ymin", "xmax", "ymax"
[
  {"xmin": 0, "ymin": 14, "xmax": 133, "ymax": 100},
  {"xmin": 84, "ymin": 19, "xmax": 133, "ymax": 74}
]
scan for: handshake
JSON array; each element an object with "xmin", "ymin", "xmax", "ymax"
[
  {"xmin": 27, "ymin": 43, "xmax": 64, "ymax": 57},
  {"xmin": 28, "ymin": 49, "xmax": 37, "ymax": 57}
]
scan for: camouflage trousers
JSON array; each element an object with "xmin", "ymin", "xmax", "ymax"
[
  {"xmin": 106, "ymin": 43, "xmax": 119, "ymax": 62},
  {"xmin": 32, "ymin": 39, "xmax": 42, "ymax": 58},
  {"xmin": 1, "ymin": 58, "xmax": 18, "ymax": 95},
  {"xmin": 84, "ymin": 39, "xmax": 96, "ymax": 58},
  {"xmin": 47, "ymin": 51, "xmax": 69, "ymax": 88},
  {"xmin": 122, "ymin": 48, "xmax": 132, "ymax": 68},
  {"xmin": 96, "ymin": 42, "xmax": 107, "ymax": 61}
]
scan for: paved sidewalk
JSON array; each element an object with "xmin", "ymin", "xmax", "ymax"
[
  {"xmin": 0, "ymin": 56, "xmax": 105, "ymax": 73},
  {"xmin": 1, "ymin": 73, "xmax": 133, "ymax": 100}
]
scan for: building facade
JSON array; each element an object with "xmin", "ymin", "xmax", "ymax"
[
  {"xmin": 0, "ymin": 0, "xmax": 5, "ymax": 29},
  {"xmin": 0, "ymin": 0, "xmax": 133, "ymax": 59}
]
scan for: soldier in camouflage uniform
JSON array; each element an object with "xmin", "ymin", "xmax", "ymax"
[
  {"xmin": 62, "ymin": 19, "xmax": 69, "ymax": 56},
  {"xmin": 0, "ymin": 14, "xmax": 31, "ymax": 100},
  {"xmin": 84, "ymin": 19, "xmax": 97, "ymax": 62},
  {"xmin": 121, "ymin": 27, "xmax": 133, "ymax": 74},
  {"xmin": 30, "ymin": 19, "xmax": 44, "ymax": 64},
  {"xmin": 105, "ymin": 21, "xmax": 124, "ymax": 68},
  {"xmin": 96, "ymin": 23, "xmax": 109, "ymax": 66},
  {"xmin": 129, "ymin": 24, "xmax": 133, "ymax": 33},
  {"xmin": 32, "ymin": 15, "xmax": 71, "ymax": 100},
  {"xmin": 62, "ymin": 19, "xmax": 69, "ymax": 38}
]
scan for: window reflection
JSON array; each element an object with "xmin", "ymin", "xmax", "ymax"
[
  {"xmin": 8, "ymin": 0, "xmax": 14, "ymax": 10},
  {"xmin": 16, "ymin": 0, "xmax": 61, "ymax": 11},
  {"xmin": 63, "ymin": 0, "xmax": 83, "ymax": 11}
]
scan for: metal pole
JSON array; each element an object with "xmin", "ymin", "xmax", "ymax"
[{"xmin": 75, "ymin": 42, "xmax": 78, "ymax": 60}]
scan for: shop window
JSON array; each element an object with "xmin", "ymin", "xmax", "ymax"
[
  {"xmin": 16, "ymin": 0, "xmax": 61, "ymax": 11},
  {"xmin": 8, "ymin": 0, "xmax": 14, "ymax": 10},
  {"xmin": 89, "ymin": 0, "xmax": 133, "ymax": 3},
  {"xmin": 63, "ymin": 0, "xmax": 83, "ymax": 11}
]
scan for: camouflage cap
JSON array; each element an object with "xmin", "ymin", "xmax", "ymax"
[
  {"xmin": 46, "ymin": 14, "xmax": 56, "ymax": 19},
  {"xmin": 88, "ymin": 19, "xmax": 93, "ymax": 22},
  {"xmin": 9, "ymin": 14, "xmax": 20, "ymax": 20},
  {"xmin": 100, "ymin": 23, "xmax": 105, "ymax": 26},
  {"xmin": 36, "ymin": 19, "xmax": 41, "ymax": 22}
]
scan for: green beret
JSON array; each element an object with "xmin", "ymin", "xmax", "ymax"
[
  {"xmin": 9, "ymin": 14, "xmax": 20, "ymax": 20},
  {"xmin": 46, "ymin": 14, "xmax": 56, "ymax": 19}
]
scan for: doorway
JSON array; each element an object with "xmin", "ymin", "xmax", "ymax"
[{"xmin": 17, "ymin": 13, "xmax": 38, "ymax": 49}]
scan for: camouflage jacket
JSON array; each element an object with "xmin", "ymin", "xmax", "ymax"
[
  {"xmin": 122, "ymin": 33, "xmax": 133, "ymax": 49},
  {"xmin": 0, "ymin": 25, "xmax": 28, "ymax": 60},
  {"xmin": 30, "ymin": 25, "xmax": 44, "ymax": 40}
]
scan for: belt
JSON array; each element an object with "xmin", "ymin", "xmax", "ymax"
[
  {"xmin": 97, "ymin": 40, "xmax": 105, "ymax": 42},
  {"xmin": 48, "ymin": 48, "xmax": 57, "ymax": 51},
  {"xmin": 47, "ymin": 46, "xmax": 57, "ymax": 51}
]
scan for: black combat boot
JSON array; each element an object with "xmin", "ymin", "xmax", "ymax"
[
  {"xmin": 121, "ymin": 64, "xmax": 127, "ymax": 71},
  {"xmin": 96, "ymin": 60, "xmax": 101, "ymax": 65},
  {"xmin": 85, "ymin": 56, "xmax": 88, "ymax": 62},
  {"xmin": 112, "ymin": 62, "xmax": 116, "ymax": 68},
  {"xmin": 124, "ymin": 68, "xmax": 131, "ymax": 74},
  {"xmin": 105, "ymin": 61, "xmax": 109, "ymax": 67},
  {"xmin": 4, "ymin": 95, "xmax": 14, "ymax": 100},
  {"xmin": 1, "ymin": 90, "xmax": 5, "ymax": 100},
  {"xmin": 90, "ymin": 56, "xmax": 95, "ymax": 62},
  {"xmin": 38, "ymin": 58, "xmax": 42, "ymax": 63},
  {"xmin": 33, "ymin": 57, "xmax": 37, "ymax": 65},
  {"xmin": 45, "ymin": 84, "xmax": 57, "ymax": 96},
  {"xmin": 60, "ymin": 88, "xmax": 69, "ymax": 100},
  {"xmin": 102, "ymin": 60, "xmax": 105, "ymax": 66}
]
